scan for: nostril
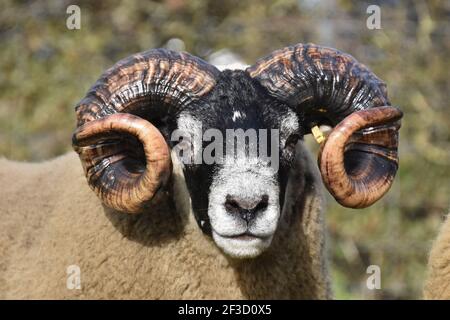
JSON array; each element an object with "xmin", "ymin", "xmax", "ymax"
[
  {"xmin": 224, "ymin": 196, "xmax": 241, "ymax": 214},
  {"xmin": 254, "ymin": 194, "xmax": 269, "ymax": 212}
]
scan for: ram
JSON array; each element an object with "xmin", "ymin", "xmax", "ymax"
[
  {"xmin": 0, "ymin": 43, "xmax": 402, "ymax": 299},
  {"xmin": 424, "ymin": 214, "xmax": 450, "ymax": 299}
]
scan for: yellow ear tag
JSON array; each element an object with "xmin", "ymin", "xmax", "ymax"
[{"xmin": 311, "ymin": 125, "xmax": 326, "ymax": 144}]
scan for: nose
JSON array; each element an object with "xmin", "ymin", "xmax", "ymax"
[{"xmin": 224, "ymin": 194, "xmax": 269, "ymax": 223}]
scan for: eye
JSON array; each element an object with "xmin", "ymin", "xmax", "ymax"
[
  {"xmin": 176, "ymin": 138, "xmax": 191, "ymax": 149},
  {"xmin": 172, "ymin": 136, "xmax": 196, "ymax": 164},
  {"xmin": 285, "ymin": 134, "xmax": 300, "ymax": 150}
]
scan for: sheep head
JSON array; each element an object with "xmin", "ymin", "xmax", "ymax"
[{"xmin": 72, "ymin": 43, "xmax": 402, "ymax": 259}]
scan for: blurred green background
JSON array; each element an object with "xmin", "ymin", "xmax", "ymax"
[{"xmin": 0, "ymin": 0, "xmax": 449, "ymax": 299}]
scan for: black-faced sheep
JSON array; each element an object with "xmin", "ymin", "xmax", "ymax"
[
  {"xmin": 0, "ymin": 43, "xmax": 402, "ymax": 299},
  {"xmin": 424, "ymin": 214, "xmax": 450, "ymax": 299}
]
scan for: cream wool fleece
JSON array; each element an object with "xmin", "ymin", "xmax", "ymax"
[{"xmin": 0, "ymin": 143, "xmax": 330, "ymax": 299}]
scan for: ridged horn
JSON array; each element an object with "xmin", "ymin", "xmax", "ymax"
[
  {"xmin": 247, "ymin": 43, "xmax": 403, "ymax": 208},
  {"xmin": 72, "ymin": 49, "xmax": 220, "ymax": 213}
]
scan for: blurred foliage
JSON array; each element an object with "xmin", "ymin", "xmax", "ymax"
[{"xmin": 0, "ymin": 0, "xmax": 449, "ymax": 299}]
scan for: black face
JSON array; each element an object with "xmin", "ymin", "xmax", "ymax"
[{"xmin": 170, "ymin": 70, "xmax": 303, "ymax": 237}]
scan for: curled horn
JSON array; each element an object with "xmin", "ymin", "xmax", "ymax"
[
  {"xmin": 247, "ymin": 43, "xmax": 403, "ymax": 208},
  {"xmin": 73, "ymin": 49, "xmax": 219, "ymax": 213}
]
